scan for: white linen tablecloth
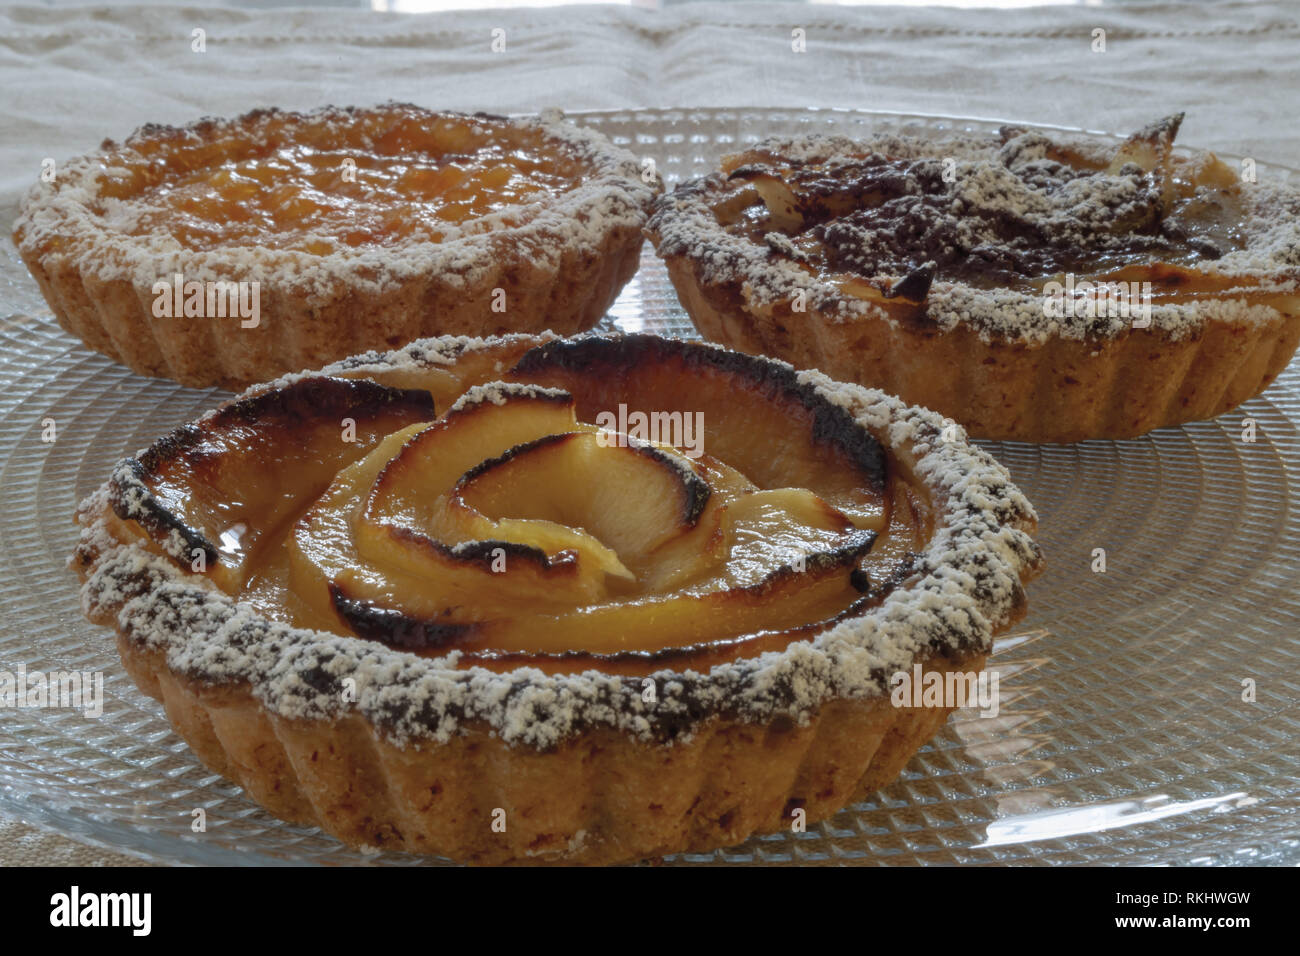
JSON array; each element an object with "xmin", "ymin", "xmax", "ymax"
[{"xmin": 2, "ymin": 0, "xmax": 1297, "ymax": 865}]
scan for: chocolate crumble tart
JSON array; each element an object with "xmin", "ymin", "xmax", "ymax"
[{"xmin": 647, "ymin": 116, "xmax": 1300, "ymax": 442}]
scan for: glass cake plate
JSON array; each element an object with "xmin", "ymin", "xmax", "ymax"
[{"xmin": 1, "ymin": 108, "xmax": 1297, "ymax": 867}]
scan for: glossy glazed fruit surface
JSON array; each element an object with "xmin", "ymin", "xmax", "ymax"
[{"xmin": 115, "ymin": 334, "xmax": 932, "ymax": 677}]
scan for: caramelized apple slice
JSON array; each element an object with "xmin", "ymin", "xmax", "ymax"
[
  {"xmin": 329, "ymin": 525, "xmax": 875, "ymax": 654},
  {"xmin": 365, "ymin": 382, "xmax": 577, "ymax": 526},
  {"xmin": 356, "ymin": 514, "xmax": 632, "ymax": 598},
  {"xmin": 498, "ymin": 525, "xmax": 875, "ymax": 654},
  {"xmin": 450, "ymin": 431, "xmax": 721, "ymax": 589},
  {"xmin": 287, "ymin": 424, "xmax": 618, "ymax": 633},
  {"xmin": 1108, "ymin": 113, "xmax": 1182, "ymax": 177},
  {"xmin": 726, "ymin": 162, "xmax": 881, "ymax": 232},
  {"xmin": 507, "ymin": 335, "xmax": 889, "ymax": 526},
  {"xmin": 1107, "ymin": 113, "xmax": 1184, "ymax": 215},
  {"xmin": 115, "ymin": 376, "xmax": 436, "ymax": 592},
  {"xmin": 359, "ymin": 385, "xmax": 635, "ymax": 588},
  {"xmin": 732, "ymin": 167, "xmax": 805, "ymax": 232},
  {"xmin": 286, "ymin": 424, "xmax": 430, "ymax": 629},
  {"xmin": 724, "ymin": 487, "xmax": 862, "ymax": 586},
  {"xmin": 330, "ymin": 581, "xmax": 484, "ymax": 651},
  {"xmin": 323, "ymin": 482, "xmax": 875, "ymax": 655}
]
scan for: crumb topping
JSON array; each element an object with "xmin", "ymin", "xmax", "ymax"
[{"xmin": 648, "ymin": 119, "xmax": 1300, "ymax": 344}]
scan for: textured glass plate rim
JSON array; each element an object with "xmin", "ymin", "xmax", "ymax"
[{"xmin": 1, "ymin": 106, "xmax": 1297, "ymax": 867}]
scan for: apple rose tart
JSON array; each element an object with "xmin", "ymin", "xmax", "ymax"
[
  {"xmin": 647, "ymin": 115, "xmax": 1300, "ymax": 442},
  {"xmin": 15, "ymin": 105, "xmax": 656, "ymax": 389},
  {"xmin": 73, "ymin": 332, "xmax": 1042, "ymax": 864}
]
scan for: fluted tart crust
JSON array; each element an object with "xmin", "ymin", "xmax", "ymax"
[
  {"xmin": 15, "ymin": 105, "xmax": 657, "ymax": 389},
  {"xmin": 73, "ymin": 332, "xmax": 1042, "ymax": 864},
  {"xmin": 647, "ymin": 116, "xmax": 1300, "ymax": 442}
]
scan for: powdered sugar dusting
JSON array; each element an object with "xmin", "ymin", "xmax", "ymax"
[
  {"xmin": 648, "ymin": 124, "xmax": 1300, "ymax": 344},
  {"xmin": 449, "ymin": 381, "xmax": 569, "ymax": 413},
  {"xmin": 14, "ymin": 104, "xmax": 657, "ymax": 303},
  {"xmin": 73, "ymin": 333, "xmax": 1041, "ymax": 751}
]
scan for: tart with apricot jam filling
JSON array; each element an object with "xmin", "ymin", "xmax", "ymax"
[{"xmin": 15, "ymin": 105, "xmax": 656, "ymax": 389}]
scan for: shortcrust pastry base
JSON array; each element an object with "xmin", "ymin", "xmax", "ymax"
[
  {"xmin": 667, "ymin": 258, "xmax": 1300, "ymax": 443},
  {"xmin": 113, "ymin": 634, "xmax": 980, "ymax": 865},
  {"xmin": 77, "ymin": 502, "xmax": 1006, "ymax": 865},
  {"xmin": 25, "ymin": 227, "xmax": 643, "ymax": 391}
]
